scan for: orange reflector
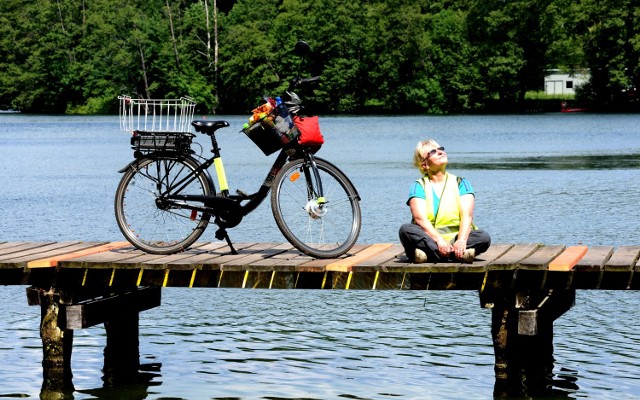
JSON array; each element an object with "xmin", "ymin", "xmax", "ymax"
[
  {"xmin": 190, "ymin": 210, "xmax": 198, "ymax": 221},
  {"xmin": 290, "ymin": 171, "xmax": 301, "ymax": 182}
]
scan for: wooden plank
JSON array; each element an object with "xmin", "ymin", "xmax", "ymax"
[
  {"xmin": 488, "ymin": 243, "xmax": 540, "ymax": 270},
  {"xmin": 221, "ymin": 243, "xmax": 291, "ymax": 270},
  {"xmin": 0, "ymin": 242, "xmax": 53, "ymax": 257},
  {"xmin": 199, "ymin": 242, "xmax": 275, "ymax": 269},
  {"xmin": 326, "ymin": 243, "xmax": 394, "ymax": 272},
  {"xmin": 353, "ymin": 244, "xmax": 406, "ymax": 270},
  {"xmin": 245, "ymin": 245, "xmax": 298, "ymax": 267},
  {"xmin": 0, "ymin": 242, "xmax": 17, "ymax": 252},
  {"xmin": 467, "ymin": 243, "xmax": 514, "ymax": 268},
  {"xmin": 27, "ymin": 242, "xmax": 131, "ymax": 268},
  {"xmin": 574, "ymin": 246, "xmax": 614, "ymax": 272},
  {"xmin": 445, "ymin": 243, "xmax": 517, "ymax": 275},
  {"xmin": 548, "ymin": 246, "xmax": 589, "ymax": 271},
  {"xmin": 605, "ymin": 246, "xmax": 640, "ymax": 271},
  {"xmin": 296, "ymin": 244, "xmax": 368, "ymax": 272},
  {"xmin": 121, "ymin": 242, "xmax": 217, "ymax": 270},
  {"xmin": 0, "ymin": 242, "xmax": 96, "ymax": 267},
  {"xmin": 157, "ymin": 242, "xmax": 255, "ymax": 270},
  {"xmin": 518, "ymin": 244, "xmax": 566, "ymax": 270},
  {"xmin": 65, "ymin": 287, "xmax": 161, "ymax": 329},
  {"xmin": 248, "ymin": 250, "xmax": 312, "ymax": 269},
  {"xmin": 378, "ymin": 257, "xmax": 444, "ymax": 272},
  {"xmin": 59, "ymin": 246, "xmax": 141, "ymax": 268},
  {"xmin": 0, "ymin": 242, "xmax": 77, "ymax": 263},
  {"xmin": 155, "ymin": 242, "xmax": 242, "ymax": 267},
  {"xmin": 229, "ymin": 243, "xmax": 295, "ymax": 271}
]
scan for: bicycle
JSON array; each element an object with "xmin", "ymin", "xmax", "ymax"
[{"xmin": 115, "ymin": 41, "xmax": 361, "ymax": 259}]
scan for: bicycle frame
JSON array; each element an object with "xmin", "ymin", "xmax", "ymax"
[{"xmin": 123, "ymin": 131, "xmax": 324, "ymax": 230}]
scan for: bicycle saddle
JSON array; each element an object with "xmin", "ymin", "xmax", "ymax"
[{"xmin": 191, "ymin": 120, "xmax": 229, "ymax": 134}]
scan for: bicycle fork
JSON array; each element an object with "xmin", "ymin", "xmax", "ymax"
[{"xmin": 303, "ymin": 152, "xmax": 327, "ymax": 217}]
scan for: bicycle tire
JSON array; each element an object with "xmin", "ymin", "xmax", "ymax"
[
  {"xmin": 115, "ymin": 155, "xmax": 213, "ymax": 254},
  {"xmin": 271, "ymin": 157, "xmax": 361, "ymax": 258}
]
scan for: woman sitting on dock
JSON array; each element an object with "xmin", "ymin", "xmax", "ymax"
[{"xmin": 399, "ymin": 140, "xmax": 491, "ymax": 263}]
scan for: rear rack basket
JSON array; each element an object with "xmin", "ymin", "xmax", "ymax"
[{"xmin": 119, "ymin": 96, "xmax": 196, "ymax": 134}]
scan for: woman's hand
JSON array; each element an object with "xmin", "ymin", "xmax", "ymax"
[
  {"xmin": 453, "ymin": 239, "xmax": 467, "ymax": 259},
  {"xmin": 437, "ymin": 237, "xmax": 453, "ymax": 257}
]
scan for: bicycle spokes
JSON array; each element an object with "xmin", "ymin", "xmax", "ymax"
[
  {"xmin": 115, "ymin": 157, "xmax": 212, "ymax": 255},
  {"xmin": 271, "ymin": 158, "xmax": 361, "ymax": 259}
]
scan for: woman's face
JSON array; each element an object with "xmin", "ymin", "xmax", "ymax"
[{"xmin": 422, "ymin": 145, "xmax": 447, "ymax": 169}]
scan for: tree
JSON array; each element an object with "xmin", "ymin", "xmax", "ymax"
[{"xmin": 578, "ymin": 0, "xmax": 639, "ymax": 110}]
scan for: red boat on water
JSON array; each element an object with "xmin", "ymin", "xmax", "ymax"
[{"xmin": 560, "ymin": 101, "xmax": 589, "ymax": 112}]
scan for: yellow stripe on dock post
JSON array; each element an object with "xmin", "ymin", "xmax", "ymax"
[
  {"xmin": 321, "ymin": 272, "xmax": 327, "ymax": 289},
  {"xmin": 109, "ymin": 268, "xmax": 115, "ymax": 286},
  {"xmin": 480, "ymin": 272, "xmax": 489, "ymax": 293},
  {"xmin": 345, "ymin": 271, "xmax": 353, "ymax": 290},
  {"xmin": 218, "ymin": 270, "xmax": 224, "ymax": 288},
  {"xmin": 162, "ymin": 270, "xmax": 169, "ymax": 287},
  {"xmin": 189, "ymin": 269, "xmax": 197, "ymax": 288},
  {"xmin": 269, "ymin": 271, "xmax": 276, "ymax": 289},
  {"xmin": 372, "ymin": 271, "xmax": 380, "ymax": 290},
  {"xmin": 81, "ymin": 269, "xmax": 88, "ymax": 286},
  {"xmin": 242, "ymin": 271, "xmax": 249, "ymax": 288},
  {"xmin": 137, "ymin": 269, "xmax": 144, "ymax": 286}
]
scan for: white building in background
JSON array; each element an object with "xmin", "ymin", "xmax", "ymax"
[{"xmin": 544, "ymin": 69, "xmax": 590, "ymax": 95}]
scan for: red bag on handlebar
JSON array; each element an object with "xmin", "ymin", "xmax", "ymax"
[{"xmin": 294, "ymin": 116, "xmax": 324, "ymax": 146}]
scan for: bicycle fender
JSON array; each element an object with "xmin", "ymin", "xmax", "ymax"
[
  {"xmin": 118, "ymin": 159, "xmax": 142, "ymax": 173},
  {"xmin": 314, "ymin": 157, "xmax": 362, "ymax": 200}
]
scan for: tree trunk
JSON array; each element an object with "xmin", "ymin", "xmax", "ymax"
[
  {"xmin": 166, "ymin": 0, "xmax": 181, "ymax": 69},
  {"xmin": 138, "ymin": 41, "xmax": 151, "ymax": 99}
]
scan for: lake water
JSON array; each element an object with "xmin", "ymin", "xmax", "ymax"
[{"xmin": 1, "ymin": 113, "xmax": 639, "ymax": 399}]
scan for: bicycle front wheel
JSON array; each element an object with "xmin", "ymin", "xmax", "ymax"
[
  {"xmin": 271, "ymin": 157, "xmax": 361, "ymax": 258},
  {"xmin": 115, "ymin": 155, "xmax": 213, "ymax": 254}
]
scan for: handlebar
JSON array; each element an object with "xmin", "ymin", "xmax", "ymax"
[{"xmin": 290, "ymin": 76, "xmax": 321, "ymax": 90}]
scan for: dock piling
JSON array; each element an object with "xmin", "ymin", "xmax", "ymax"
[
  {"xmin": 27, "ymin": 286, "xmax": 160, "ymax": 391},
  {"xmin": 484, "ymin": 288, "xmax": 575, "ymax": 395},
  {"xmin": 36, "ymin": 289, "xmax": 75, "ymax": 394}
]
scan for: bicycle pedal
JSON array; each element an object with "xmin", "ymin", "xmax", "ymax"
[{"xmin": 236, "ymin": 189, "xmax": 251, "ymax": 199}]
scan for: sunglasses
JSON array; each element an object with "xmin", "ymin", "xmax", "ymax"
[{"xmin": 425, "ymin": 146, "xmax": 445, "ymax": 159}]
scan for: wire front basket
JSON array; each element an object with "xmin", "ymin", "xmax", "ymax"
[{"xmin": 119, "ymin": 96, "xmax": 196, "ymax": 134}]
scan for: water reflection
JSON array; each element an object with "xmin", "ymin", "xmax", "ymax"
[{"xmin": 41, "ymin": 363, "xmax": 161, "ymax": 400}]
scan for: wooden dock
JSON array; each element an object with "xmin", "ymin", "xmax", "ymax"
[
  {"xmin": 1, "ymin": 240, "xmax": 639, "ymax": 395},
  {"xmin": 1, "ymin": 241, "xmax": 639, "ymax": 290}
]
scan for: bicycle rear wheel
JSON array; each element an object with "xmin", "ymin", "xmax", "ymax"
[
  {"xmin": 115, "ymin": 155, "xmax": 213, "ymax": 254},
  {"xmin": 271, "ymin": 157, "xmax": 361, "ymax": 258}
]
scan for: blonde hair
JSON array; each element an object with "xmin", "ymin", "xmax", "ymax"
[{"xmin": 413, "ymin": 139, "xmax": 441, "ymax": 175}]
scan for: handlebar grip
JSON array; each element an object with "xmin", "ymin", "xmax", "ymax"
[
  {"xmin": 291, "ymin": 76, "xmax": 321, "ymax": 88},
  {"xmin": 301, "ymin": 76, "xmax": 321, "ymax": 84}
]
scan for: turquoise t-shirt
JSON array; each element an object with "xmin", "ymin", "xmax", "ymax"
[{"xmin": 407, "ymin": 177, "xmax": 474, "ymax": 215}]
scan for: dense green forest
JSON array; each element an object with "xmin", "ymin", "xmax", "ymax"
[{"xmin": 0, "ymin": 0, "xmax": 638, "ymax": 114}]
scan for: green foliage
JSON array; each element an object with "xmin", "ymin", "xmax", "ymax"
[{"xmin": 0, "ymin": 0, "xmax": 637, "ymax": 114}]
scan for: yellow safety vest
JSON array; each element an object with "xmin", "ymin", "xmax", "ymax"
[{"xmin": 414, "ymin": 172, "xmax": 476, "ymax": 242}]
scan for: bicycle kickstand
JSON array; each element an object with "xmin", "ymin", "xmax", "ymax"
[{"xmin": 215, "ymin": 228, "xmax": 238, "ymax": 255}]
